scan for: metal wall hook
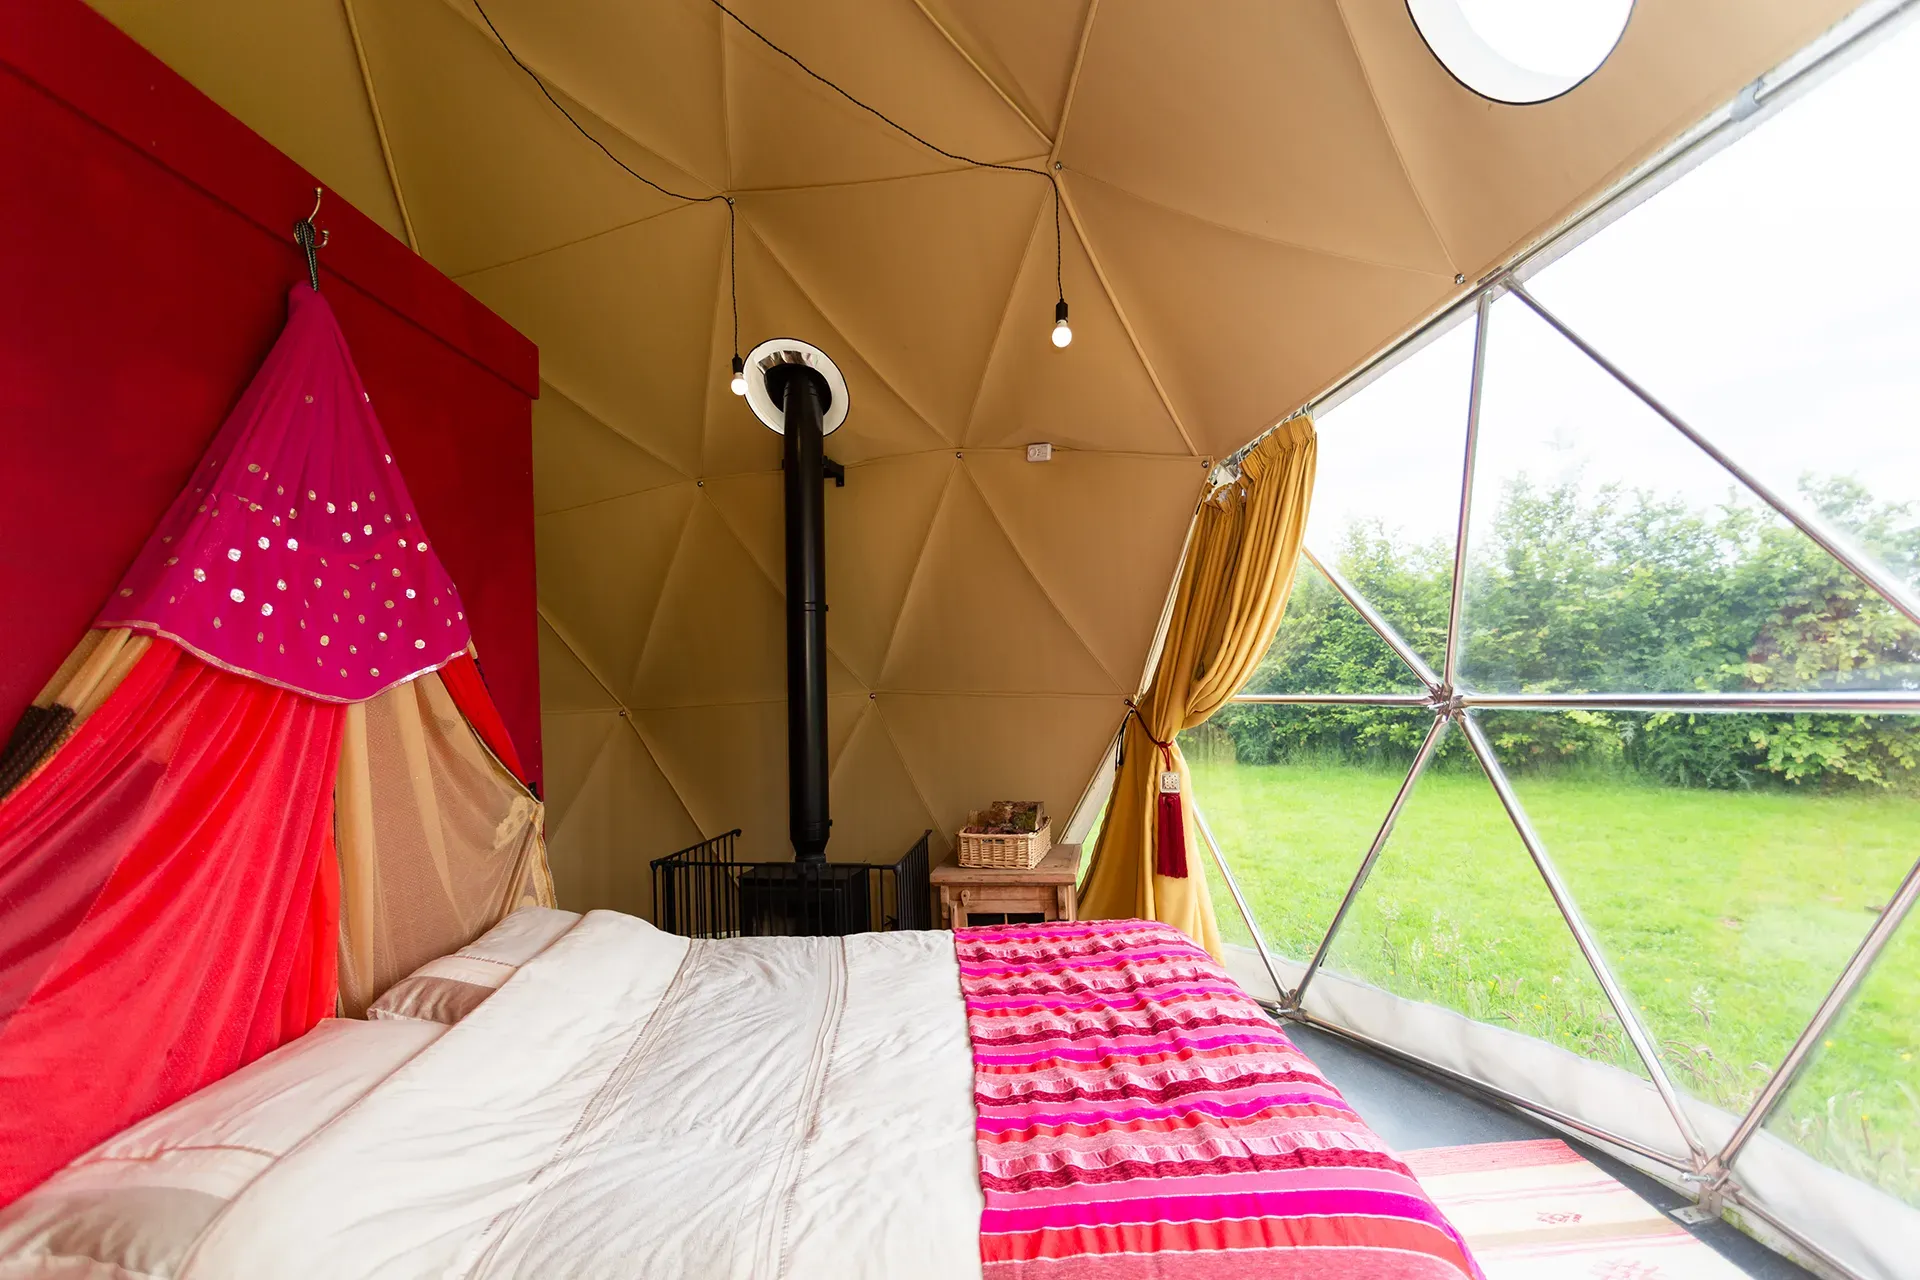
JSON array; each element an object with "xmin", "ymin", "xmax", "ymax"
[{"xmin": 293, "ymin": 186, "xmax": 329, "ymax": 291}]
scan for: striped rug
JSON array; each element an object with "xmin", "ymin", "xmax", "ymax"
[{"xmin": 1403, "ymin": 1139, "xmax": 1748, "ymax": 1279}]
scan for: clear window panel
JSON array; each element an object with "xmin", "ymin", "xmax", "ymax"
[
  {"xmin": 1181, "ymin": 704, "xmax": 1430, "ymax": 961},
  {"xmin": 1459, "ymin": 294, "xmax": 1920, "ymax": 694},
  {"xmin": 1748, "ymin": 899, "xmax": 1919, "ymax": 1209},
  {"xmin": 1524, "ymin": 16, "xmax": 1920, "ymax": 605},
  {"xmin": 1307, "ymin": 317, "xmax": 1476, "ymax": 675},
  {"xmin": 1318, "ymin": 745, "xmax": 1647, "ymax": 1079},
  {"xmin": 1483, "ymin": 709, "xmax": 1920, "ymax": 1120},
  {"xmin": 1241, "ymin": 559, "xmax": 1426, "ymax": 696}
]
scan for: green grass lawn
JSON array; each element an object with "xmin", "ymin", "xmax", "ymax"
[{"xmin": 1188, "ymin": 755, "xmax": 1920, "ymax": 1204}]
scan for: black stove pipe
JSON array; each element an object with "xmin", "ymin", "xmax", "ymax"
[{"xmin": 771, "ymin": 364, "xmax": 833, "ymax": 862}]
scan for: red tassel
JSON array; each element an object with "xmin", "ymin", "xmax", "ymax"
[{"xmin": 1153, "ymin": 744, "xmax": 1188, "ymax": 878}]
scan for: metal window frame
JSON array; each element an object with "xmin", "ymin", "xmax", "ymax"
[{"xmin": 1199, "ymin": 13, "xmax": 1920, "ymax": 1265}]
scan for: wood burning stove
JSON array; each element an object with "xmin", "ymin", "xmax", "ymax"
[{"xmin": 648, "ymin": 339, "xmax": 930, "ymax": 939}]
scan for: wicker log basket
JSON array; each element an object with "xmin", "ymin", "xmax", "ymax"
[{"xmin": 957, "ymin": 801, "xmax": 1051, "ymax": 869}]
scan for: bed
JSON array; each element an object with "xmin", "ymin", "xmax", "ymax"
[{"xmin": 0, "ymin": 911, "xmax": 1481, "ymax": 1279}]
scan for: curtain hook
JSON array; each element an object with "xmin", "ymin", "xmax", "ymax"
[{"xmin": 293, "ymin": 186, "xmax": 329, "ymax": 292}]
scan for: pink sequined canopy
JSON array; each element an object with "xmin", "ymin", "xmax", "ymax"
[{"xmin": 98, "ymin": 285, "xmax": 471, "ymax": 702}]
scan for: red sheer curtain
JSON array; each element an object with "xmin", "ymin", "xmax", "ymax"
[
  {"xmin": 437, "ymin": 651, "xmax": 528, "ymax": 786},
  {"xmin": 0, "ymin": 639, "xmax": 344, "ymax": 1204}
]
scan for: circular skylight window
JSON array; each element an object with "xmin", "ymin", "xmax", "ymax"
[{"xmin": 1407, "ymin": 0, "xmax": 1634, "ymax": 104}]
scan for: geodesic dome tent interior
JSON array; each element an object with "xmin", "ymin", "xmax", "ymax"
[{"xmin": 29, "ymin": 2, "xmax": 1920, "ymax": 1276}]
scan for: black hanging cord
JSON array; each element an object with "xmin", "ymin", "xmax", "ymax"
[
  {"xmin": 705, "ymin": 0, "xmax": 1065, "ymax": 307},
  {"xmin": 470, "ymin": 0, "xmax": 743, "ymax": 364},
  {"xmin": 470, "ymin": 0, "xmax": 1068, "ymax": 363}
]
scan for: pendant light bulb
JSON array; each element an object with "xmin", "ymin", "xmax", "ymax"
[
  {"xmin": 729, "ymin": 354, "xmax": 748, "ymax": 396},
  {"xmin": 1050, "ymin": 299, "xmax": 1073, "ymax": 349}
]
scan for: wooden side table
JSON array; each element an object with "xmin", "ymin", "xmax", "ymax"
[{"xmin": 932, "ymin": 844, "xmax": 1082, "ymax": 929}]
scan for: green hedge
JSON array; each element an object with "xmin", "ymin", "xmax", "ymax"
[{"xmin": 1216, "ymin": 475, "xmax": 1920, "ymax": 791}]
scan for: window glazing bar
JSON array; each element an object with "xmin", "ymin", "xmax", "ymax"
[
  {"xmin": 1442, "ymin": 293, "xmax": 1492, "ymax": 690},
  {"xmin": 1232, "ymin": 692, "xmax": 1433, "ymax": 707},
  {"xmin": 1709, "ymin": 850, "xmax": 1920, "ymax": 1177},
  {"xmin": 1190, "ymin": 800, "xmax": 1291, "ymax": 1005},
  {"xmin": 1457, "ymin": 712, "xmax": 1710, "ymax": 1163},
  {"xmin": 1285, "ymin": 1007, "xmax": 1693, "ymax": 1173},
  {"xmin": 1505, "ymin": 282, "xmax": 1920, "ymax": 634},
  {"xmin": 1462, "ymin": 691, "xmax": 1920, "ymax": 714},
  {"xmin": 1303, "ymin": 547, "xmax": 1443, "ymax": 690},
  {"xmin": 1291, "ymin": 714, "xmax": 1450, "ymax": 1008}
]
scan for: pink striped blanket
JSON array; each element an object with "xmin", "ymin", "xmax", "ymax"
[{"xmin": 957, "ymin": 919, "xmax": 1483, "ymax": 1279}]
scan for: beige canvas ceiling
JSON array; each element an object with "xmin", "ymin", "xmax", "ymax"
[{"xmin": 89, "ymin": 0, "xmax": 1855, "ymax": 919}]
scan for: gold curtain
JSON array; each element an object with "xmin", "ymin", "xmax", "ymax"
[
  {"xmin": 0, "ymin": 628, "xmax": 153, "ymax": 798},
  {"xmin": 334, "ymin": 669, "xmax": 555, "ymax": 1016},
  {"xmin": 1078, "ymin": 416, "xmax": 1317, "ymax": 957}
]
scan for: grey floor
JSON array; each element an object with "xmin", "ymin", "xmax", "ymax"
[{"xmin": 1286, "ymin": 1023, "xmax": 1815, "ymax": 1280}]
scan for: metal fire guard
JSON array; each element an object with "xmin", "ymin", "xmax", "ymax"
[{"xmin": 651, "ymin": 829, "xmax": 932, "ymax": 939}]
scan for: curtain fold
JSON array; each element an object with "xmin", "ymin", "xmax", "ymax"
[
  {"xmin": 1078, "ymin": 417, "xmax": 1317, "ymax": 957},
  {"xmin": 0, "ymin": 628, "xmax": 152, "ymax": 799},
  {"xmin": 334, "ymin": 668, "xmax": 553, "ymax": 1017},
  {"xmin": 0, "ymin": 639, "xmax": 343, "ymax": 1203}
]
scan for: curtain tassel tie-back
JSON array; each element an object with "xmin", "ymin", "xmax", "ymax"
[{"xmin": 1153, "ymin": 742, "xmax": 1187, "ymax": 879}]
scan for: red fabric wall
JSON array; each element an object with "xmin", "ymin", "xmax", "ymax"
[{"xmin": 0, "ymin": 0, "xmax": 543, "ymax": 788}]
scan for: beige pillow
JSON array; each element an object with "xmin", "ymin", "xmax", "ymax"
[{"xmin": 367, "ymin": 907, "xmax": 580, "ymax": 1025}]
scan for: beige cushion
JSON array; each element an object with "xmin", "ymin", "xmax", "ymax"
[{"xmin": 366, "ymin": 907, "xmax": 580, "ymax": 1025}]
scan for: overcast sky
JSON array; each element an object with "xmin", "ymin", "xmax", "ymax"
[{"xmin": 1307, "ymin": 13, "xmax": 1920, "ymax": 591}]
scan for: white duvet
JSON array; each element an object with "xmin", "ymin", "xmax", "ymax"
[{"xmin": 2, "ymin": 911, "xmax": 987, "ymax": 1280}]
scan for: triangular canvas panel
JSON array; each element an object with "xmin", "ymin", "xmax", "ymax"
[
  {"xmin": 912, "ymin": 0, "xmax": 1087, "ymax": 138},
  {"xmin": 460, "ymin": 202, "xmax": 727, "ymax": 478},
  {"xmin": 741, "ymin": 166, "xmax": 1046, "ymax": 441},
  {"xmin": 543, "ymin": 714, "xmax": 703, "ymax": 920},
  {"xmin": 879, "ymin": 691, "xmax": 1121, "ymax": 841},
  {"xmin": 964, "ymin": 209, "xmax": 1191, "ymax": 456},
  {"xmin": 1066, "ymin": 173, "xmax": 1452, "ymax": 461},
  {"xmin": 827, "ymin": 705, "xmax": 943, "ymax": 865},
  {"xmin": 880, "ymin": 469, "xmax": 1115, "ymax": 694},
  {"xmin": 533, "ymin": 384, "xmax": 687, "ymax": 517},
  {"xmin": 353, "ymin": 0, "xmax": 704, "ymax": 276},
  {"xmin": 703, "ymin": 223, "xmax": 950, "ymax": 475},
  {"xmin": 536, "ymin": 615, "xmax": 618, "ymax": 714},
  {"xmin": 1062, "ymin": 0, "xmax": 1450, "ymax": 274},
  {"xmin": 967, "ymin": 450, "xmax": 1206, "ymax": 688},
  {"xmin": 534, "ymin": 481, "xmax": 698, "ymax": 703},
  {"xmin": 538, "ymin": 708, "xmax": 622, "ymax": 836},
  {"xmin": 439, "ymin": 0, "xmax": 731, "ymax": 193},
  {"xmin": 720, "ymin": 0, "xmax": 1039, "ymax": 192},
  {"xmin": 631, "ymin": 501, "xmax": 862, "ymax": 709}
]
